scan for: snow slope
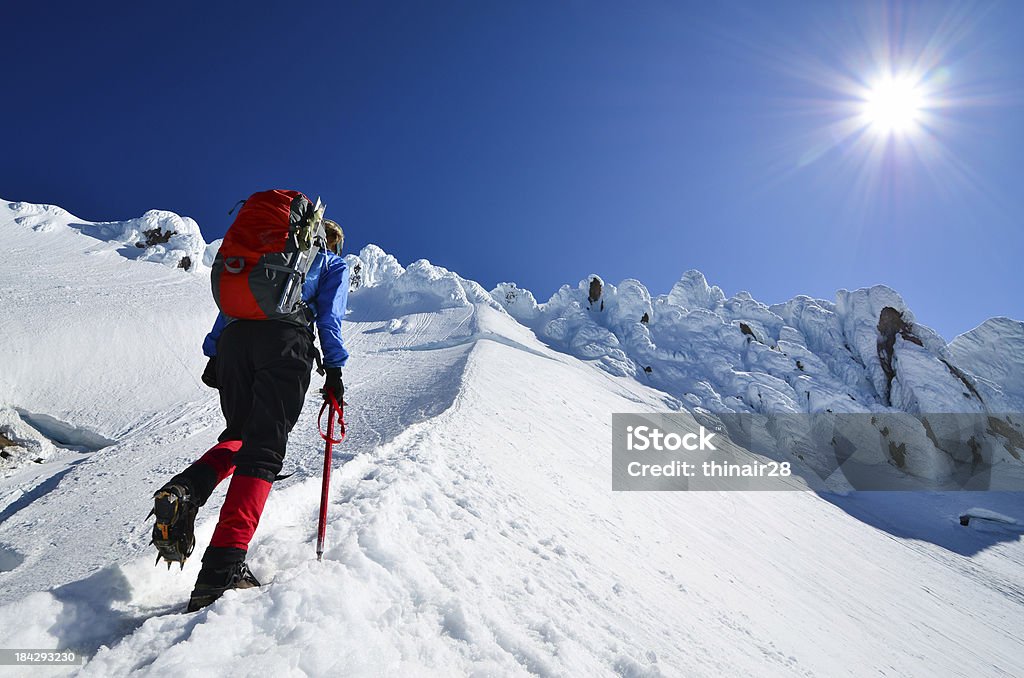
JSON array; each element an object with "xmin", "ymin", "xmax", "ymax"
[
  {"xmin": 948, "ymin": 317, "xmax": 1024, "ymax": 411},
  {"xmin": 0, "ymin": 200, "xmax": 1022, "ymax": 677}
]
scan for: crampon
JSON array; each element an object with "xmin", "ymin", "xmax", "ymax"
[{"xmin": 148, "ymin": 484, "xmax": 199, "ymax": 570}]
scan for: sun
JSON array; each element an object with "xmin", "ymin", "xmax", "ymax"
[
  {"xmin": 753, "ymin": 2, "xmax": 1009, "ymax": 212},
  {"xmin": 861, "ymin": 75, "xmax": 926, "ymax": 135}
]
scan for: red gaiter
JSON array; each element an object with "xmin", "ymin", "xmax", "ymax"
[
  {"xmin": 197, "ymin": 440, "xmax": 242, "ymax": 484},
  {"xmin": 209, "ymin": 474, "xmax": 273, "ymax": 550}
]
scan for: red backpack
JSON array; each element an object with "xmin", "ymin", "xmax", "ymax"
[{"xmin": 211, "ymin": 189, "xmax": 326, "ymax": 323}]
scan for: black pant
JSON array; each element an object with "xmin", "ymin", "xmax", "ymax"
[{"xmin": 215, "ymin": 320, "xmax": 314, "ymax": 482}]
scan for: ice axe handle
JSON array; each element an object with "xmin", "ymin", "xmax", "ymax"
[{"xmin": 316, "ymin": 393, "xmax": 345, "ymax": 561}]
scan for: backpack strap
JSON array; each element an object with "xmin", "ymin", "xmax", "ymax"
[{"xmin": 311, "ymin": 344, "xmax": 325, "ymax": 376}]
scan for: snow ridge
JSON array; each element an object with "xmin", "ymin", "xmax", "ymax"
[{"xmin": 492, "ymin": 273, "xmax": 997, "ymax": 415}]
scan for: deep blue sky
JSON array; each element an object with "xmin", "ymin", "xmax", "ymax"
[{"xmin": 4, "ymin": 1, "xmax": 1022, "ymax": 339}]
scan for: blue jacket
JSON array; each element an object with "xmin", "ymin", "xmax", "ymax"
[{"xmin": 203, "ymin": 251, "xmax": 351, "ymax": 368}]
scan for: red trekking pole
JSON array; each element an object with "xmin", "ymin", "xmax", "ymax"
[{"xmin": 316, "ymin": 392, "xmax": 346, "ymax": 561}]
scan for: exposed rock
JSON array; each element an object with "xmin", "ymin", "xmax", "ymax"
[
  {"xmin": 988, "ymin": 416, "xmax": 1024, "ymax": 461},
  {"xmin": 877, "ymin": 306, "xmax": 923, "ymax": 402},
  {"xmin": 888, "ymin": 440, "xmax": 907, "ymax": 468},
  {"xmin": 136, "ymin": 227, "xmax": 175, "ymax": 248}
]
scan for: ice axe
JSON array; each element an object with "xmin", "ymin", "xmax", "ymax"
[{"xmin": 316, "ymin": 390, "xmax": 346, "ymax": 561}]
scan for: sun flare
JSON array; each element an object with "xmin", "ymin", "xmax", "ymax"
[{"xmin": 862, "ymin": 75, "xmax": 926, "ymax": 135}]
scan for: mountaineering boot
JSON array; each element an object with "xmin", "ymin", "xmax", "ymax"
[
  {"xmin": 183, "ymin": 474, "xmax": 272, "ymax": 611},
  {"xmin": 186, "ymin": 557, "xmax": 261, "ymax": 612},
  {"xmin": 149, "ymin": 483, "xmax": 199, "ymax": 569}
]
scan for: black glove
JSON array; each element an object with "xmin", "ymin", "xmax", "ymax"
[
  {"xmin": 322, "ymin": 367, "xmax": 343, "ymax": 402},
  {"xmin": 201, "ymin": 357, "xmax": 218, "ymax": 389}
]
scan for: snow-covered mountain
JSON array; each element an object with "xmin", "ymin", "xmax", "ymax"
[
  {"xmin": 1, "ymin": 199, "xmax": 1022, "ymax": 677},
  {"xmin": 495, "ymin": 272, "xmax": 1024, "ymax": 415}
]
